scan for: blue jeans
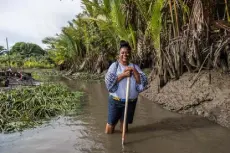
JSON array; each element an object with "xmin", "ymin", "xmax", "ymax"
[{"xmin": 107, "ymin": 95, "xmax": 137, "ymax": 126}]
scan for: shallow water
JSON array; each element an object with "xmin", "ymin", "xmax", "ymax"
[{"xmin": 1, "ymin": 79, "xmax": 230, "ymax": 153}]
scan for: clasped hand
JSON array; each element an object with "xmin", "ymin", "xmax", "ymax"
[{"xmin": 123, "ymin": 66, "xmax": 135, "ymax": 77}]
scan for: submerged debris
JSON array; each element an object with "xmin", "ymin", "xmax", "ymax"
[{"xmin": 0, "ymin": 69, "xmax": 41, "ymax": 88}]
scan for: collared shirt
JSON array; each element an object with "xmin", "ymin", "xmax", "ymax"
[{"xmin": 105, "ymin": 61, "xmax": 148, "ymax": 99}]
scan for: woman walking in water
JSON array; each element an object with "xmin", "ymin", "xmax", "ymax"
[{"xmin": 105, "ymin": 40, "xmax": 148, "ymax": 134}]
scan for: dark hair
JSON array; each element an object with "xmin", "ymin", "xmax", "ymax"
[{"xmin": 119, "ymin": 40, "xmax": 131, "ymax": 50}]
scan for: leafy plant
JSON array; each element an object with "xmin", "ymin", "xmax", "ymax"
[{"xmin": 0, "ymin": 83, "xmax": 83, "ymax": 133}]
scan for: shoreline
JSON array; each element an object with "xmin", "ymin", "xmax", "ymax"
[{"xmin": 141, "ymin": 70, "xmax": 230, "ymax": 129}]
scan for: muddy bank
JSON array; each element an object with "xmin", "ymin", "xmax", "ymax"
[{"xmin": 142, "ymin": 70, "xmax": 230, "ymax": 128}]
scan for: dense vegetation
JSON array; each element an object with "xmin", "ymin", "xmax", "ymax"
[
  {"xmin": 0, "ymin": 54, "xmax": 54, "ymax": 69},
  {"xmin": 43, "ymin": 0, "xmax": 230, "ymax": 87},
  {"xmin": 0, "ymin": 84, "xmax": 83, "ymax": 133},
  {"xmin": 0, "ymin": 42, "xmax": 54, "ymax": 69},
  {"xmin": 10, "ymin": 42, "xmax": 45, "ymax": 57}
]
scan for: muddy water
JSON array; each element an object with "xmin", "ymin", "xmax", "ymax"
[{"xmin": 1, "ymin": 79, "xmax": 230, "ymax": 153}]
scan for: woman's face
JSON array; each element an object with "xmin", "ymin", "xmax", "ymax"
[{"xmin": 119, "ymin": 47, "xmax": 130, "ymax": 63}]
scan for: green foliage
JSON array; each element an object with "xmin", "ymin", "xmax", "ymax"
[
  {"xmin": 23, "ymin": 56, "xmax": 54, "ymax": 68},
  {"xmin": 0, "ymin": 54, "xmax": 21, "ymax": 68},
  {"xmin": 43, "ymin": 0, "xmax": 138, "ymax": 71},
  {"xmin": 0, "ymin": 42, "xmax": 54, "ymax": 69},
  {"xmin": 149, "ymin": 0, "xmax": 164, "ymax": 51},
  {"xmin": 0, "ymin": 54, "xmax": 54, "ymax": 69},
  {"xmin": 0, "ymin": 83, "xmax": 83, "ymax": 133},
  {"xmin": 0, "ymin": 46, "xmax": 5, "ymax": 51},
  {"xmin": 10, "ymin": 42, "xmax": 46, "ymax": 57},
  {"xmin": 43, "ymin": 0, "xmax": 171, "ymax": 73}
]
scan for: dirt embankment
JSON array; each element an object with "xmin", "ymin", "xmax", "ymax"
[{"xmin": 142, "ymin": 70, "xmax": 230, "ymax": 128}]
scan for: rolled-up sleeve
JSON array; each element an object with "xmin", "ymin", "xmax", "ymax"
[
  {"xmin": 134, "ymin": 65, "xmax": 148, "ymax": 93},
  {"xmin": 105, "ymin": 62, "xmax": 118, "ymax": 93}
]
